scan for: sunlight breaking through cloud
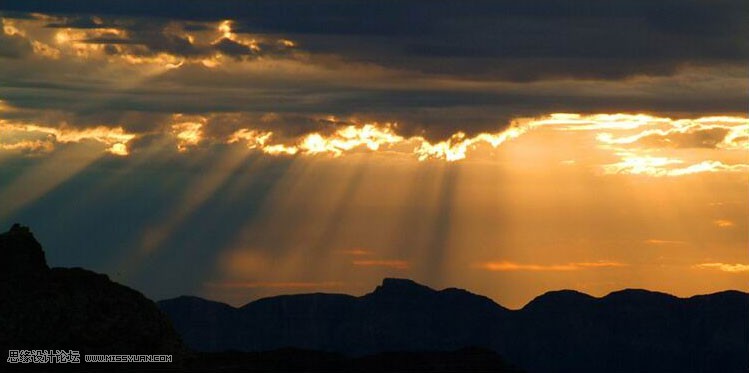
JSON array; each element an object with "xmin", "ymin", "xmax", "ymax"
[
  {"xmin": 219, "ymin": 113, "xmax": 746, "ymax": 171},
  {"xmin": 171, "ymin": 120, "xmax": 204, "ymax": 152},
  {"xmin": 413, "ymin": 126, "xmax": 528, "ymax": 161},
  {"xmin": 226, "ymin": 122, "xmax": 528, "ymax": 161},
  {"xmin": 3, "ymin": 113, "xmax": 746, "ymax": 174},
  {"xmin": 0, "ymin": 120, "xmax": 136, "ymax": 155}
]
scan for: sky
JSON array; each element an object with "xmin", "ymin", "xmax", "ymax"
[{"xmin": 0, "ymin": 0, "xmax": 746, "ymax": 309}]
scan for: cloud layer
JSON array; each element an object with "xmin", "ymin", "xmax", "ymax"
[{"xmin": 0, "ymin": 1, "xmax": 746, "ymax": 143}]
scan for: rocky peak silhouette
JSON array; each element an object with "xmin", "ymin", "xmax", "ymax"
[
  {"xmin": 0, "ymin": 223, "xmax": 49, "ymax": 279},
  {"xmin": 369, "ymin": 278, "xmax": 437, "ymax": 298}
]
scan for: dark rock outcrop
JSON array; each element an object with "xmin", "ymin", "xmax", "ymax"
[
  {"xmin": 0, "ymin": 224, "xmax": 184, "ymax": 356},
  {"xmin": 0, "ymin": 223, "xmax": 49, "ymax": 279}
]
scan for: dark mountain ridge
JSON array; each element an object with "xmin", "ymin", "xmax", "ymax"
[{"xmin": 160, "ymin": 279, "xmax": 749, "ymax": 373}]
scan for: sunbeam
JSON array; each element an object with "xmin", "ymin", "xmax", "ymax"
[{"xmin": 0, "ymin": 143, "xmax": 103, "ymax": 221}]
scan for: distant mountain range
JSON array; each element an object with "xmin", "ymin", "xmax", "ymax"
[{"xmin": 160, "ymin": 278, "xmax": 749, "ymax": 373}]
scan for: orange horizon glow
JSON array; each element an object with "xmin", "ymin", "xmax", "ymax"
[{"xmin": 478, "ymin": 261, "xmax": 628, "ymax": 272}]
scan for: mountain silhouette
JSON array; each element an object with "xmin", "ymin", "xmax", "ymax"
[
  {"xmin": 160, "ymin": 277, "xmax": 508, "ymax": 355},
  {"xmin": 0, "ymin": 224, "xmax": 185, "ymax": 358},
  {"xmin": 2, "ymin": 223, "xmax": 746, "ymax": 372},
  {"xmin": 160, "ymin": 279, "xmax": 749, "ymax": 373}
]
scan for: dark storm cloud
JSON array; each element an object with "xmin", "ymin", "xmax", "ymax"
[
  {"xmin": 3, "ymin": 0, "xmax": 747, "ymax": 80},
  {"xmin": 0, "ymin": 1, "xmax": 746, "ymax": 140},
  {"xmin": 45, "ymin": 16, "xmax": 117, "ymax": 29},
  {"xmin": 120, "ymin": 32, "xmax": 207, "ymax": 58},
  {"xmin": 0, "ymin": 64, "xmax": 744, "ymax": 139},
  {"xmin": 72, "ymin": 25, "xmax": 211, "ymax": 58},
  {"xmin": 39, "ymin": 13, "xmax": 290, "ymax": 60}
]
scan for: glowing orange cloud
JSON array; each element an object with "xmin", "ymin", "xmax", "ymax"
[
  {"xmin": 2, "ymin": 19, "xmax": 25, "ymax": 37},
  {"xmin": 51, "ymin": 27, "xmax": 129, "ymax": 61},
  {"xmin": 223, "ymin": 113, "xmax": 746, "ymax": 166},
  {"xmin": 338, "ymin": 249, "xmax": 373, "ymax": 256},
  {"xmin": 719, "ymin": 123, "xmax": 749, "ymax": 150},
  {"xmin": 713, "ymin": 219, "xmax": 735, "ymax": 228},
  {"xmin": 213, "ymin": 19, "xmax": 260, "ymax": 54},
  {"xmin": 644, "ymin": 239, "xmax": 687, "ymax": 245},
  {"xmin": 227, "ymin": 123, "xmax": 406, "ymax": 157},
  {"xmin": 228, "ymin": 129, "xmax": 273, "ymax": 148},
  {"xmin": 263, "ymin": 144, "xmax": 299, "ymax": 155},
  {"xmin": 594, "ymin": 118, "xmax": 748, "ymax": 150},
  {"xmin": 601, "ymin": 155, "xmax": 749, "ymax": 177},
  {"xmin": 6, "ymin": 15, "xmax": 295, "ymax": 69},
  {"xmin": 529, "ymin": 114, "xmax": 749, "ymax": 177},
  {"xmin": 5, "ymin": 112, "xmax": 744, "ymax": 167},
  {"xmin": 0, "ymin": 121, "xmax": 136, "ymax": 155},
  {"xmin": 171, "ymin": 120, "xmax": 204, "ymax": 152},
  {"xmin": 218, "ymin": 20, "xmax": 233, "ymax": 39},
  {"xmin": 226, "ymin": 122, "xmax": 528, "ymax": 161},
  {"xmin": 478, "ymin": 261, "xmax": 626, "ymax": 272},
  {"xmin": 528, "ymin": 113, "xmax": 671, "ymax": 131},
  {"xmin": 0, "ymin": 140, "xmax": 55, "ymax": 153},
  {"xmin": 693, "ymin": 263, "xmax": 749, "ymax": 273},
  {"xmin": 31, "ymin": 40, "xmax": 60, "ymax": 59},
  {"xmin": 413, "ymin": 126, "xmax": 527, "ymax": 161},
  {"xmin": 303, "ymin": 124, "xmax": 405, "ymax": 155}
]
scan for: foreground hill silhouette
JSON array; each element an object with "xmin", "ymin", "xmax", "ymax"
[
  {"xmin": 160, "ymin": 279, "xmax": 749, "ymax": 373},
  {"xmin": 0, "ymin": 224, "xmax": 184, "ymax": 358}
]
